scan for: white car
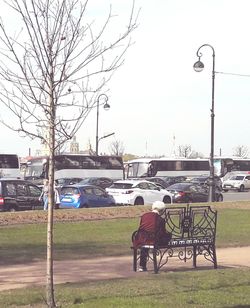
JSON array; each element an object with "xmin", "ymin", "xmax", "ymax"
[
  {"xmin": 222, "ymin": 174, "xmax": 250, "ymax": 192},
  {"xmin": 106, "ymin": 179, "xmax": 172, "ymax": 205}
]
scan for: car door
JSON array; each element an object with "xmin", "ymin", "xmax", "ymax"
[
  {"xmin": 191, "ymin": 185, "xmax": 208, "ymax": 202},
  {"xmin": 139, "ymin": 182, "xmax": 161, "ymax": 204},
  {"xmin": 245, "ymin": 176, "xmax": 250, "ymax": 189},
  {"xmin": 27, "ymin": 184, "xmax": 42, "ymax": 209},
  {"xmin": 82, "ymin": 187, "xmax": 97, "ymax": 207},
  {"xmin": 92, "ymin": 187, "xmax": 110, "ymax": 206},
  {"xmin": 16, "ymin": 182, "xmax": 31, "ymax": 210}
]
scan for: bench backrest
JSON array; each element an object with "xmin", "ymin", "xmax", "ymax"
[{"xmin": 162, "ymin": 205, "xmax": 217, "ymax": 241}]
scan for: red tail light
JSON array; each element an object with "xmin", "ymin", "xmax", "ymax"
[
  {"xmin": 0, "ymin": 196, "xmax": 4, "ymax": 205},
  {"xmin": 177, "ymin": 191, "xmax": 186, "ymax": 197}
]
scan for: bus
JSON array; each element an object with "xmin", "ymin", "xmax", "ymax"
[
  {"xmin": 230, "ymin": 158, "xmax": 250, "ymax": 172},
  {"xmin": 124, "ymin": 157, "xmax": 234, "ymax": 179},
  {"xmin": 24, "ymin": 154, "xmax": 124, "ymax": 184},
  {"xmin": 0, "ymin": 154, "xmax": 21, "ymax": 178}
]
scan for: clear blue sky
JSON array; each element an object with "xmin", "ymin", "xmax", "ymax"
[{"xmin": 1, "ymin": 0, "xmax": 250, "ymax": 158}]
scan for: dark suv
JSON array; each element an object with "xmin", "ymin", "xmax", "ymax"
[{"xmin": 0, "ymin": 179, "xmax": 42, "ymax": 212}]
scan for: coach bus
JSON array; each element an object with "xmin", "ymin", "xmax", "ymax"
[
  {"xmin": 24, "ymin": 154, "xmax": 124, "ymax": 184},
  {"xmin": 230, "ymin": 158, "xmax": 250, "ymax": 172},
  {"xmin": 0, "ymin": 154, "xmax": 21, "ymax": 178},
  {"xmin": 125, "ymin": 157, "xmax": 234, "ymax": 179}
]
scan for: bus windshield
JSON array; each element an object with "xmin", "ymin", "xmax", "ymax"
[{"xmin": 0, "ymin": 154, "xmax": 21, "ymax": 178}]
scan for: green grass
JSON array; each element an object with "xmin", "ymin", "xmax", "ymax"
[
  {"xmin": 0, "ymin": 208, "xmax": 250, "ymax": 264},
  {"xmin": 0, "ymin": 206, "xmax": 250, "ymax": 307},
  {"xmin": 0, "ymin": 268, "xmax": 250, "ymax": 307}
]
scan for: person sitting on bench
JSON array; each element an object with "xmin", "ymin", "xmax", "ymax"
[{"xmin": 133, "ymin": 201, "xmax": 172, "ymax": 272}]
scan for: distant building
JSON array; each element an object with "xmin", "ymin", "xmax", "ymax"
[{"xmin": 70, "ymin": 136, "xmax": 79, "ymax": 154}]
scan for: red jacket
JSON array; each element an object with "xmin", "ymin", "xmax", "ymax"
[{"xmin": 133, "ymin": 212, "xmax": 171, "ymax": 248}]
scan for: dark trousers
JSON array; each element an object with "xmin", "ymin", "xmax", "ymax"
[{"xmin": 139, "ymin": 247, "xmax": 149, "ymax": 269}]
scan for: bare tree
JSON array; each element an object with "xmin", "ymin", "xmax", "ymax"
[
  {"xmin": 189, "ymin": 151, "xmax": 204, "ymax": 158},
  {"xmin": 109, "ymin": 139, "xmax": 125, "ymax": 156},
  {"xmin": 178, "ymin": 144, "xmax": 192, "ymax": 158},
  {"xmin": 233, "ymin": 145, "xmax": 248, "ymax": 158},
  {"xmin": 0, "ymin": 1, "xmax": 138, "ymax": 306}
]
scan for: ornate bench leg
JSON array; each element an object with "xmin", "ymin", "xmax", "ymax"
[
  {"xmin": 213, "ymin": 246, "xmax": 218, "ymax": 269},
  {"xmin": 153, "ymin": 248, "xmax": 158, "ymax": 274},
  {"xmin": 133, "ymin": 248, "xmax": 138, "ymax": 272},
  {"xmin": 193, "ymin": 245, "xmax": 197, "ymax": 268}
]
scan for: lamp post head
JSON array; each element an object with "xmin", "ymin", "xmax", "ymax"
[
  {"xmin": 193, "ymin": 60, "xmax": 204, "ymax": 72},
  {"xmin": 103, "ymin": 102, "xmax": 110, "ymax": 111}
]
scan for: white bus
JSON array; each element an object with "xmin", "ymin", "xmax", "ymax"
[
  {"xmin": 124, "ymin": 157, "xmax": 234, "ymax": 179},
  {"xmin": 230, "ymin": 158, "xmax": 250, "ymax": 172},
  {"xmin": 0, "ymin": 154, "xmax": 21, "ymax": 178},
  {"xmin": 24, "ymin": 154, "xmax": 124, "ymax": 184}
]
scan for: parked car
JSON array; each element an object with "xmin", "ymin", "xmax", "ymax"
[
  {"xmin": 0, "ymin": 179, "xmax": 43, "ymax": 212},
  {"xmin": 190, "ymin": 175, "xmax": 223, "ymax": 191},
  {"xmin": 59, "ymin": 184, "xmax": 115, "ymax": 209},
  {"xmin": 78, "ymin": 177, "xmax": 113, "ymax": 190},
  {"xmin": 106, "ymin": 179, "xmax": 172, "ymax": 205},
  {"xmin": 166, "ymin": 182, "xmax": 223, "ymax": 203},
  {"xmin": 222, "ymin": 174, "xmax": 250, "ymax": 192}
]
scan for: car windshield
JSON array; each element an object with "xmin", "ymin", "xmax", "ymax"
[
  {"xmin": 230, "ymin": 176, "xmax": 244, "ymax": 180},
  {"xmin": 110, "ymin": 183, "xmax": 133, "ymax": 189}
]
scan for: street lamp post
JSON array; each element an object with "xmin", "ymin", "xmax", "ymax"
[
  {"xmin": 98, "ymin": 132, "xmax": 115, "ymax": 144},
  {"xmin": 193, "ymin": 44, "xmax": 215, "ymax": 202},
  {"xmin": 96, "ymin": 94, "xmax": 111, "ymax": 155}
]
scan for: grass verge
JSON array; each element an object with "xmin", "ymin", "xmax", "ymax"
[{"xmin": 0, "ymin": 268, "xmax": 249, "ymax": 307}]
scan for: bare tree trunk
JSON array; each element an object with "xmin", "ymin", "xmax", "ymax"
[
  {"xmin": 46, "ymin": 78, "xmax": 56, "ymax": 307},
  {"xmin": 0, "ymin": 2, "xmax": 138, "ymax": 306}
]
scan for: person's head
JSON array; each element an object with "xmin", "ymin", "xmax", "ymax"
[{"xmin": 151, "ymin": 201, "xmax": 166, "ymax": 215}]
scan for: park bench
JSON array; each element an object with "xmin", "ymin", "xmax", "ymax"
[{"xmin": 131, "ymin": 205, "xmax": 218, "ymax": 273}]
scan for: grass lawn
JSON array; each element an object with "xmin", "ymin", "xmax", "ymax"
[{"xmin": 0, "ymin": 205, "xmax": 249, "ymax": 307}]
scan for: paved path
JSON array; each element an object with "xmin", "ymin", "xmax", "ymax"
[{"xmin": 0, "ymin": 246, "xmax": 250, "ymax": 291}]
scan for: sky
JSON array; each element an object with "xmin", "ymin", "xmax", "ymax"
[{"xmin": 1, "ymin": 0, "xmax": 250, "ymax": 158}]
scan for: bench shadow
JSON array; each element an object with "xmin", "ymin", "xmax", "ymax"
[{"xmin": 147, "ymin": 264, "xmax": 238, "ymax": 273}]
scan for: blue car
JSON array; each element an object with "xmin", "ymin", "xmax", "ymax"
[{"xmin": 59, "ymin": 184, "xmax": 116, "ymax": 208}]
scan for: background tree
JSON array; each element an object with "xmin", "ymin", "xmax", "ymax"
[
  {"xmin": 233, "ymin": 145, "xmax": 248, "ymax": 158},
  {"xmin": 189, "ymin": 150, "xmax": 204, "ymax": 158},
  {"xmin": 109, "ymin": 139, "xmax": 125, "ymax": 156},
  {"xmin": 0, "ymin": 1, "xmax": 138, "ymax": 306},
  {"xmin": 178, "ymin": 144, "xmax": 192, "ymax": 158},
  {"xmin": 123, "ymin": 153, "xmax": 138, "ymax": 162}
]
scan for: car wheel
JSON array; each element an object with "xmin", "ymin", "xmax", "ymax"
[
  {"xmin": 223, "ymin": 189, "xmax": 228, "ymax": 192},
  {"xmin": 238, "ymin": 185, "xmax": 244, "ymax": 192},
  {"xmin": 9, "ymin": 207, "xmax": 16, "ymax": 212},
  {"xmin": 134, "ymin": 197, "xmax": 144, "ymax": 205},
  {"xmin": 163, "ymin": 196, "xmax": 171, "ymax": 204}
]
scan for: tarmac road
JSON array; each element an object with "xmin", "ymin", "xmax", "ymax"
[{"xmin": 222, "ymin": 189, "xmax": 250, "ymax": 202}]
